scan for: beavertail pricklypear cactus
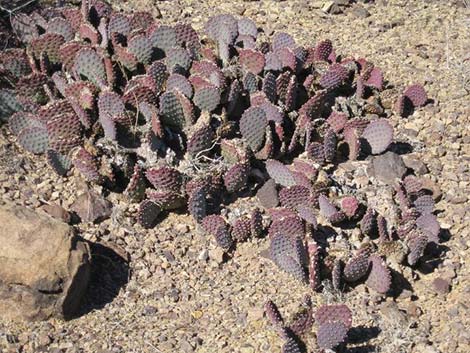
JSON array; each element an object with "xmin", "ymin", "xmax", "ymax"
[
  {"xmin": 239, "ymin": 106, "xmax": 268, "ymax": 152},
  {"xmin": 73, "ymin": 47, "xmax": 107, "ymax": 88},
  {"xmin": 266, "ymin": 159, "xmax": 297, "ymax": 187},
  {"xmin": 265, "ymin": 299, "xmax": 353, "ymax": 351},
  {"xmin": 319, "ymin": 194, "xmax": 346, "ymax": 224},
  {"xmin": 0, "ymin": 3, "xmax": 440, "ymax": 352},
  {"xmin": 202, "ymin": 215, "xmax": 233, "ymax": 250},
  {"xmin": 279, "ymin": 185, "xmax": 311, "ymax": 210},
  {"xmin": 343, "ymin": 244, "xmax": 373, "ymax": 282},
  {"xmin": 307, "ymin": 240, "xmax": 321, "ymax": 291},
  {"xmin": 187, "ymin": 185, "xmax": 207, "ymax": 223},
  {"xmin": 270, "ymin": 233, "xmax": 307, "ymax": 283},
  {"xmin": 264, "ymin": 299, "xmax": 284, "ymax": 329},
  {"xmin": 193, "ymin": 85, "xmax": 220, "ymax": 112},
  {"xmin": 223, "ymin": 162, "xmax": 250, "ymax": 193},
  {"xmin": 138, "ymin": 199, "xmax": 161, "ymax": 229},
  {"xmin": 341, "ymin": 196, "xmax": 359, "ymax": 218},
  {"xmin": 403, "ymin": 83, "xmax": 427, "ymax": 107},
  {"xmin": 365, "ymin": 255, "xmax": 391, "ymax": 294},
  {"xmin": 72, "ymin": 147, "xmax": 101, "ymax": 182},
  {"xmin": 289, "ymin": 306, "xmax": 314, "ymax": 338},
  {"xmin": 316, "ymin": 321, "xmax": 348, "ymax": 350},
  {"xmin": 268, "ymin": 215, "xmax": 304, "ymax": 238},
  {"xmin": 362, "ymin": 119, "xmax": 393, "ymax": 154},
  {"xmin": 17, "ymin": 126, "xmax": 49, "ymax": 154},
  {"xmin": 320, "ymin": 64, "xmax": 349, "ymax": 90},
  {"xmin": 313, "ymin": 39, "xmax": 333, "ymax": 62},
  {"xmin": 231, "ymin": 216, "xmax": 251, "ymax": 242}
]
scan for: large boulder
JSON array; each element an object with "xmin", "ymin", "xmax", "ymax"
[{"xmin": 0, "ymin": 203, "xmax": 91, "ymax": 321}]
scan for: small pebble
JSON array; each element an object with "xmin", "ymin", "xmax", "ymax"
[
  {"xmin": 198, "ymin": 249, "xmax": 209, "ymax": 261},
  {"xmin": 351, "ymin": 5, "xmax": 370, "ymax": 18},
  {"xmin": 432, "ymin": 278, "xmax": 450, "ymax": 294}
]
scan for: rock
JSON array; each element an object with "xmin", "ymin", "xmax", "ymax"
[
  {"xmin": 397, "ymin": 289, "xmax": 413, "ymax": 300},
  {"xmin": 37, "ymin": 333, "xmax": 52, "ymax": 347},
  {"xmin": 198, "ymin": 249, "xmax": 209, "ymax": 261},
  {"xmin": 40, "ymin": 202, "xmax": 71, "ymax": 223},
  {"xmin": 351, "ymin": 4, "xmax": 370, "ymax": 18},
  {"xmin": 0, "ymin": 204, "xmax": 91, "ymax": 321},
  {"xmin": 191, "ymin": 336, "xmax": 203, "ymax": 348},
  {"xmin": 432, "ymin": 278, "xmax": 450, "ymax": 294},
  {"xmin": 191, "ymin": 310, "xmax": 203, "ymax": 319},
  {"xmin": 71, "ymin": 190, "xmax": 113, "ymax": 223},
  {"xmin": 414, "ymin": 343, "xmax": 441, "ymax": 353},
  {"xmin": 209, "ymin": 247, "xmax": 225, "ymax": 264},
  {"xmin": 322, "ymin": 1, "xmax": 343, "ymax": 14},
  {"xmin": 8, "ymin": 333, "xmax": 20, "ymax": 344},
  {"xmin": 175, "ymin": 223, "xmax": 190, "ymax": 233},
  {"xmin": 167, "ymin": 287, "xmax": 180, "ymax": 302},
  {"xmin": 367, "ymin": 152, "xmax": 408, "ymax": 185},
  {"xmin": 247, "ymin": 307, "xmax": 264, "ymax": 321},
  {"xmin": 180, "ymin": 339, "xmax": 194, "ymax": 352},
  {"xmin": 420, "ymin": 178, "xmax": 442, "ymax": 201},
  {"xmin": 446, "ymin": 193, "xmax": 468, "ymax": 204},
  {"xmin": 142, "ymin": 305, "xmax": 157, "ymax": 316},
  {"xmin": 154, "ymin": 7, "xmax": 162, "ymax": 19},
  {"xmin": 403, "ymin": 128, "xmax": 419, "ymax": 138},
  {"xmin": 406, "ymin": 302, "xmax": 422, "ymax": 317},
  {"xmin": 256, "ymin": 179, "xmax": 279, "ymax": 208},
  {"xmin": 380, "ymin": 301, "xmax": 409, "ymax": 326},
  {"xmin": 162, "ymin": 250, "xmax": 176, "ymax": 263},
  {"xmin": 240, "ymin": 345, "xmax": 255, "ymax": 353},
  {"xmin": 447, "ymin": 305, "xmax": 459, "ymax": 318},
  {"xmin": 310, "ymin": 0, "xmax": 325, "ymax": 8},
  {"xmin": 402, "ymin": 155, "xmax": 429, "ymax": 175}
]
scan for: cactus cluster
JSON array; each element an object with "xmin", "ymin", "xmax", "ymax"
[
  {"xmin": 0, "ymin": 1, "xmax": 438, "ymax": 351},
  {"xmin": 265, "ymin": 298, "xmax": 352, "ymax": 351}
]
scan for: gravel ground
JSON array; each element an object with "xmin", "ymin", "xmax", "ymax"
[{"xmin": 0, "ymin": 0, "xmax": 469, "ymax": 352}]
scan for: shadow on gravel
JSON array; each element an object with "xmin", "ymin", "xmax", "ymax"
[
  {"xmin": 399, "ymin": 98, "xmax": 435, "ymax": 118},
  {"xmin": 348, "ymin": 326, "xmax": 381, "ymax": 344},
  {"xmin": 390, "ymin": 268, "xmax": 413, "ymax": 299},
  {"xmin": 416, "ymin": 233, "xmax": 451, "ymax": 275},
  {"xmin": 77, "ymin": 241, "xmax": 130, "ymax": 317},
  {"xmin": 387, "ymin": 141, "xmax": 414, "ymax": 155},
  {"xmin": 345, "ymin": 345, "xmax": 377, "ymax": 353},
  {"xmin": 290, "ymin": 331, "xmax": 308, "ymax": 353},
  {"xmin": 313, "ymin": 225, "xmax": 337, "ymax": 246}
]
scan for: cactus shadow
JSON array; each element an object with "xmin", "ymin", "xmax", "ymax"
[
  {"xmin": 389, "ymin": 267, "xmax": 413, "ymax": 298},
  {"xmin": 438, "ymin": 227, "xmax": 451, "ymax": 242},
  {"xmin": 344, "ymin": 345, "xmax": 377, "ymax": 353},
  {"xmin": 313, "ymin": 225, "xmax": 338, "ymax": 246},
  {"xmin": 76, "ymin": 241, "xmax": 130, "ymax": 317},
  {"xmin": 416, "ymin": 241, "xmax": 450, "ymax": 275},
  {"xmin": 296, "ymin": 339, "xmax": 308, "ymax": 353},
  {"xmin": 287, "ymin": 329, "xmax": 308, "ymax": 353},
  {"xmin": 347, "ymin": 326, "xmax": 381, "ymax": 344},
  {"xmin": 400, "ymin": 97, "xmax": 434, "ymax": 118},
  {"xmin": 388, "ymin": 141, "xmax": 413, "ymax": 155}
]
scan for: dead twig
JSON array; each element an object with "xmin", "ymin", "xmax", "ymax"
[
  {"xmin": 0, "ymin": 0, "xmax": 37, "ymax": 17},
  {"xmin": 0, "ymin": 0, "xmax": 38, "ymax": 50}
]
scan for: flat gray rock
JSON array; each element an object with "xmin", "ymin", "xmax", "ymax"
[{"xmin": 367, "ymin": 151, "xmax": 408, "ymax": 185}]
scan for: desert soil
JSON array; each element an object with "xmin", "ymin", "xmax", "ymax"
[{"xmin": 0, "ymin": 0, "xmax": 469, "ymax": 352}]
